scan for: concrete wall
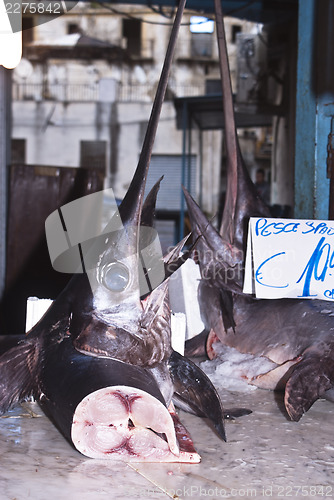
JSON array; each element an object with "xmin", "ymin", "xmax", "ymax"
[
  {"xmin": 12, "ymin": 96, "xmax": 227, "ymax": 214},
  {"xmin": 12, "ymin": 99, "xmax": 192, "ymax": 195}
]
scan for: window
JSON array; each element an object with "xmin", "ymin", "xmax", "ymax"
[
  {"xmin": 190, "ymin": 16, "xmax": 214, "ymax": 34},
  {"xmin": 122, "ymin": 19, "xmax": 141, "ymax": 57},
  {"xmin": 67, "ymin": 23, "xmax": 80, "ymax": 34},
  {"xmin": 11, "ymin": 139, "xmax": 26, "ymax": 164},
  {"xmin": 231, "ymin": 25, "xmax": 242, "ymax": 43},
  {"xmin": 22, "ymin": 17, "xmax": 34, "ymax": 56},
  {"xmin": 80, "ymin": 141, "xmax": 106, "ymax": 170},
  {"xmin": 190, "ymin": 16, "xmax": 213, "ymax": 58}
]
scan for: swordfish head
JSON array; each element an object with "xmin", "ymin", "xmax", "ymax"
[
  {"xmin": 69, "ymin": 179, "xmax": 174, "ymax": 371},
  {"xmin": 64, "ymin": 0, "xmax": 183, "ymax": 358},
  {"xmin": 68, "ymin": 0, "xmax": 186, "ymax": 376},
  {"xmin": 58, "ymin": 0, "xmax": 226, "ymax": 441},
  {"xmin": 184, "ymin": 0, "xmax": 334, "ymax": 424}
]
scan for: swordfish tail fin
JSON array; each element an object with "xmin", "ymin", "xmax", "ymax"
[{"xmin": 284, "ymin": 353, "xmax": 334, "ymax": 421}]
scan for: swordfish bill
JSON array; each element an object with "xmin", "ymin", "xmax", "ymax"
[
  {"xmin": 109, "ymin": 0, "xmax": 187, "ymax": 233},
  {"xmin": 0, "ymin": 0, "xmax": 226, "ymax": 460},
  {"xmin": 214, "ymin": 0, "xmax": 270, "ymax": 251},
  {"xmin": 184, "ymin": 0, "xmax": 270, "ymax": 292},
  {"xmin": 183, "ymin": 0, "xmax": 271, "ymax": 337}
]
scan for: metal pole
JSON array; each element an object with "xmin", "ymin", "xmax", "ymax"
[
  {"xmin": 199, "ymin": 127, "xmax": 203, "ymax": 207},
  {"xmin": 328, "ymin": 118, "xmax": 334, "ymax": 219},
  {"xmin": 179, "ymin": 99, "xmax": 188, "ymax": 241},
  {"xmin": 294, "ymin": 0, "xmax": 316, "ymax": 218},
  {"xmin": 187, "ymin": 112, "xmax": 192, "ymax": 193},
  {"xmin": 294, "ymin": 0, "xmax": 334, "ymax": 219},
  {"xmin": 0, "ymin": 67, "xmax": 11, "ymax": 300}
]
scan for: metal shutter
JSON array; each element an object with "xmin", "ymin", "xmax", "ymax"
[
  {"xmin": 80, "ymin": 141, "xmax": 106, "ymax": 170},
  {"xmin": 145, "ymin": 154, "xmax": 197, "ymax": 211}
]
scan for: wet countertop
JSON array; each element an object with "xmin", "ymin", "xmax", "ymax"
[{"xmin": 1, "ymin": 387, "xmax": 333, "ymax": 500}]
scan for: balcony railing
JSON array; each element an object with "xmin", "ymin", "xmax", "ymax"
[
  {"xmin": 12, "ymin": 82, "xmax": 206, "ymax": 102},
  {"xmin": 12, "ymin": 82, "xmax": 100, "ymax": 102},
  {"xmin": 117, "ymin": 84, "xmax": 152, "ymax": 102}
]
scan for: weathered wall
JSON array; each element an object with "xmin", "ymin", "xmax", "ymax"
[{"xmin": 12, "ymin": 98, "xmax": 225, "ymax": 214}]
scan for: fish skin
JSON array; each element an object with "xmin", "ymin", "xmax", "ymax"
[
  {"xmin": 0, "ymin": 0, "xmax": 227, "ymax": 458},
  {"xmin": 39, "ymin": 335, "xmax": 167, "ymax": 439},
  {"xmin": 183, "ymin": 0, "xmax": 334, "ymax": 422}
]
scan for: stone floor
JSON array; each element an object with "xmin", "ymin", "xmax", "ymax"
[{"xmin": 1, "ymin": 387, "xmax": 333, "ymax": 500}]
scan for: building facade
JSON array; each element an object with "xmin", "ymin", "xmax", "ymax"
[{"xmin": 12, "ymin": 4, "xmax": 268, "ymax": 245}]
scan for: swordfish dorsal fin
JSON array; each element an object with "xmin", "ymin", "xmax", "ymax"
[
  {"xmin": 214, "ymin": 0, "xmax": 270, "ymax": 252},
  {"xmin": 141, "ymin": 176, "xmax": 164, "ymax": 227},
  {"xmin": 182, "ymin": 186, "xmax": 244, "ymax": 294}
]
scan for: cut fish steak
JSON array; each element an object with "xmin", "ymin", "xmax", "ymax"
[{"xmin": 72, "ymin": 385, "xmax": 200, "ymax": 462}]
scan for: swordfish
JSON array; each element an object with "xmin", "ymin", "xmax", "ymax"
[
  {"xmin": 0, "ymin": 0, "xmax": 227, "ymax": 462},
  {"xmin": 184, "ymin": 0, "xmax": 334, "ymax": 422}
]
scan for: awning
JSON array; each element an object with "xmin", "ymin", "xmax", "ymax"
[
  {"xmin": 174, "ymin": 94, "xmax": 281, "ymax": 130},
  {"xmin": 26, "ymin": 34, "xmax": 131, "ymax": 62}
]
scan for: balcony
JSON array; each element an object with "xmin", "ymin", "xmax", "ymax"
[
  {"xmin": 12, "ymin": 81, "xmax": 206, "ymax": 103},
  {"xmin": 12, "ymin": 82, "xmax": 100, "ymax": 102}
]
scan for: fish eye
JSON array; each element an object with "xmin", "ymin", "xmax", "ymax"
[{"xmin": 102, "ymin": 262, "xmax": 129, "ymax": 292}]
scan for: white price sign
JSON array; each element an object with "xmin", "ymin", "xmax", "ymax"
[{"xmin": 243, "ymin": 217, "xmax": 334, "ymax": 300}]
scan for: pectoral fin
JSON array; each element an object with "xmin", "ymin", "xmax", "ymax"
[
  {"xmin": 0, "ymin": 340, "xmax": 41, "ymax": 414},
  {"xmin": 168, "ymin": 350, "xmax": 226, "ymax": 441}
]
